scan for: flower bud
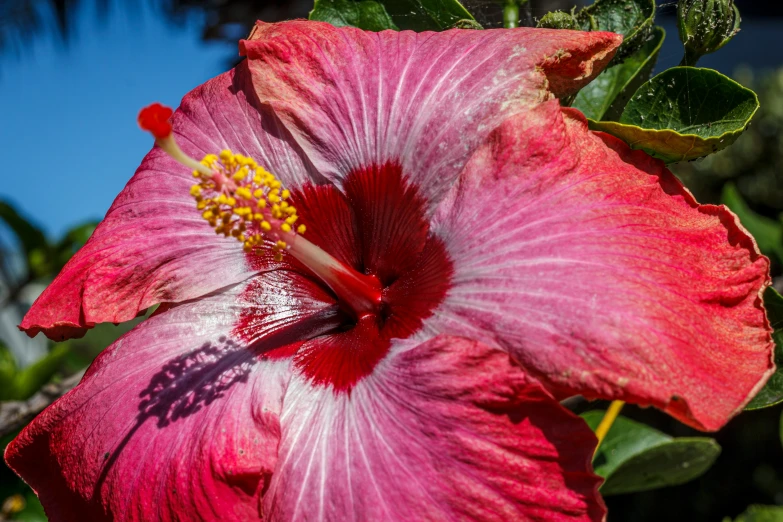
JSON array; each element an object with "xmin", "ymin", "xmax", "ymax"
[
  {"xmin": 537, "ymin": 10, "xmax": 580, "ymax": 31},
  {"xmin": 677, "ymin": 0, "xmax": 740, "ymax": 65}
]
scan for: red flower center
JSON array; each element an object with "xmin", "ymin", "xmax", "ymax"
[{"xmin": 236, "ymin": 163, "xmax": 453, "ymax": 390}]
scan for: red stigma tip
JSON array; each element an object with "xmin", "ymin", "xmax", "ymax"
[{"xmin": 138, "ymin": 103, "xmax": 174, "ymax": 140}]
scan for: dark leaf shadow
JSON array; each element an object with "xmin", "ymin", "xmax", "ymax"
[
  {"xmin": 92, "ymin": 336, "xmax": 256, "ymax": 500},
  {"xmin": 91, "ymin": 304, "xmax": 344, "ymax": 502},
  {"xmin": 138, "ymin": 337, "xmax": 254, "ymax": 428}
]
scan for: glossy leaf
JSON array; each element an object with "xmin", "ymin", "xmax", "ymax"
[
  {"xmin": 727, "ymin": 505, "xmax": 783, "ymax": 522},
  {"xmin": 310, "ymin": 0, "xmax": 476, "ymax": 31},
  {"xmin": 589, "ymin": 67, "xmax": 759, "ymax": 163},
  {"xmin": 582, "ymin": 410, "xmax": 669, "ymax": 479},
  {"xmin": 582, "ymin": 411, "xmax": 720, "ymax": 495},
  {"xmin": 577, "ymin": 0, "xmax": 655, "ymax": 62},
  {"xmin": 746, "ymin": 287, "xmax": 783, "ymax": 410},
  {"xmin": 600, "ymin": 438, "xmax": 721, "ymax": 495},
  {"xmin": 309, "ymin": 0, "xmax": 398, "ymax": 31},
  {"xmin": 721, "ymin": 183, "xmax": 783, "ymax": 264},
  {"xmin": 573, "ymin": 26, "xmax": 664, "ymax": 121}
]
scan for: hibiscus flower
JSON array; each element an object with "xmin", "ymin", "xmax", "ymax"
[{"xmin": 5, "ymin": 21, "xmax": 773, "ymax": 522}]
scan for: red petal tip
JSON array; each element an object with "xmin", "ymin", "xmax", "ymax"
[{"xmin": 138, "ymin": 103, "xmax": 174, "ymax": 140}]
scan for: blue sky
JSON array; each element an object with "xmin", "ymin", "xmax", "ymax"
[
  {"xmin": 0, "ymin": 1, "xmax": 233, "ymax": 239},
  {"xmin": 1, "ymin": 2, "xmax": 780, "ymax": 241}
]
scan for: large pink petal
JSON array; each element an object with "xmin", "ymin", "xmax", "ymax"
[
  {"xmin": 240, "ymin": 21, "xmax": 621, "ymax": 206},
  {"xmin": 428, "ymin": 100, "xmax": 773, "ymax": 431},
  {"xmin": 6, "ymin": 272, "xmax": 338, "ymax": 522},
  {"xmin": 21, "ymin": 61, "xmax": 317, "ymax": 341},
  {"xmin": 264, "ymin": 335, "xmax": 604, "ymax": 521}
]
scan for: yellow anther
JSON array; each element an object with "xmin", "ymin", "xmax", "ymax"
[
  {"xmin": 191, "ymin": 151, "xmax": 306, "ymax": 258},
  {"xmin": 297, "ymin": 224, "xmax": 307, "ymax": 234}
]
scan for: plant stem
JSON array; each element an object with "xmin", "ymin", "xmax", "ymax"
[
  {"xmin": 503, "ymin": 0, "xmax": 519, "ymax": 28},
  {"xmin": 679, "ymin": 50, "xmax": 700, "ymax": 67},
  {"xmin": 594, "ymin": 400, "xmax": 625, "ymax": 452}
]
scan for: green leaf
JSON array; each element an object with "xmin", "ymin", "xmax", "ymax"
[
  {"xmin": 589, "ymin": 67, "xmax": 759, "ymax": 163},
  {"xmin": 728, "ymin": 505, "xmax": 783, "ymax": 522},
  {"xmin": 721, "ymin": 184, "xmax": 783, "ymax": 264},
  {"xmin": 309, "ymin": 0, "xmax": 477, "ymax": 31},
  {"xmin": 573, "ymin": 26, "xmax": 664, "ymax": 121},
  {"xmin": 0, "ymin": 344, "xmax": 69, "ymax": 401},
  {"xmin": 577, "ymin": 0, "xmax": 656, "ymax": 63},
  {"xmin": 14, "ymin": 491, "xmax": 48, "ymax": 522},
  {"xmin": 600, "ymin": 438, "xmax": 721, "ymax": 495},
  {"xmin": 0, "ymin": 342, "xmax": 17, "ymax": 395},
  {"xmin": 582, "ymin": 411, "xmax": 670, "ymax": 478},
  {"xmin": 13, "ymin": 344, "xmax": 69, "ymax": 399},
  {"xmin": 0, "ymin": 200, "xmax": 52, "ymax": 278},
  {"xmin": 310, "ymin": 0, "xmax": 398, "ymax": 31},
  {"xmin": 746, "ymin": 287, "xmax": 783, "ymax": 409},
  {"xmin": 0, "ymin": 201, "xmax": 47, "ymax": 257},
  {"xmin": 582, "ymin": 411, "xmax": 720, "ymax": 495}
]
